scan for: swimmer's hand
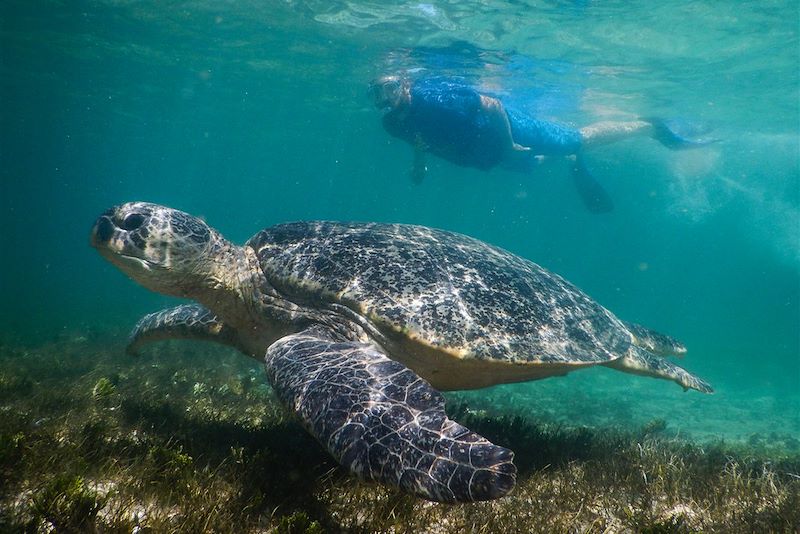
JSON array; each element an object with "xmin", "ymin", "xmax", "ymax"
[
  {"xmin": 512, "ymin": 142, "xmax": 531, "ymax": 152},
  {"xmin": 411, "ymin": 161, "xmax": 427, "ymax": 185}
]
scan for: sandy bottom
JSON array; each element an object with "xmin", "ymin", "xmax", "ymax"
[{"xmin": 452, "ymin": 367, "xmax": 800, "ymax": 446}]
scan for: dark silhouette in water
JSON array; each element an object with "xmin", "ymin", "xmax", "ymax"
[{"xmin": 370, "ymin": 75, "xmax": 715, "ymax": 213}]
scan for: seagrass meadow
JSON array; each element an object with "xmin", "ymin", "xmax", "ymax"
[
  {"xmin": 1, "ymin": 0, "xmax": 798, "ymax": 532},
  {"xmin": 0, "ymin": 337, "xmax": 798, "ymax": 532}
]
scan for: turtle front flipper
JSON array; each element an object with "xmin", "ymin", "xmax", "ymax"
[
  {"xmin": 127, "ymin": 304, "xmax": 238, "ymax": 356},
  {"xmin": 264, "ymin": 328, "xmax": 516, "ymax": 503}
]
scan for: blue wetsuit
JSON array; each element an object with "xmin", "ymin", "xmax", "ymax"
[
  {"xmin": 506, "ymin": 108, "xmax": 581, "ymax": 156},
  {"xmin": 381, "ymin": 78, "xmax": 583, "ymax": 171}
]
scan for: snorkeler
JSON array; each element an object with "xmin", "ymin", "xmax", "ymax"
[{"xmin": 370, "ymin": 75, "xmax": 714, "ymax": 212}]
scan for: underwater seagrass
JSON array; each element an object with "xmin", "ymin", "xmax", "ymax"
[{"xmin": 90, "ymin": 201, "xmax": 711, "ymax": 503}]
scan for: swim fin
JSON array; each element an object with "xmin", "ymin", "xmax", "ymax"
[
  {"xmin": 644, "ymin": 117, "xmax": 719, "ymax": 150},
  {"xmin": 571, "ymin": 155, "xmax": 614, "ymax": 213}
]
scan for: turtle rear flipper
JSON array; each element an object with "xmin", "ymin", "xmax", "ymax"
[
  {"xmin": 622, "ymin": 320, "xmax": 687, "ymax": 358},
  {"xmin": 265, "ymin": 328, "xmax": 517, "ymax": 503},
  {"xmin": 127, "ymin": 304, "xmax": 239, "ymax": 356},
  {"xmin": 605, "ymin": 346, "xmax": 713, "ymax": 393}
]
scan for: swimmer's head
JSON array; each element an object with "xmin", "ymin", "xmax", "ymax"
[{"xmin": 369, "ymin": 75, "xmax": 410, "ymax": 109}]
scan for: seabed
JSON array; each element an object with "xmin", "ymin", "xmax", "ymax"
[{"xmin": 0, "ymin": 333, "xmax": 798, "ymax": 533}]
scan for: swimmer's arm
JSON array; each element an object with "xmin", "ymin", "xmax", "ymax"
[
  {"xmin": 411, "ymin": 134, "xmax": 428, "ymax": 184},
  {"xmin": 479, "ymin": 95, "xmax": 530, "ymax": 152}
]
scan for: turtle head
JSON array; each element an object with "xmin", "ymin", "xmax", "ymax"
[{"xmin": 91, "ymin": 202, "xmax": 227, "ymax": 298}]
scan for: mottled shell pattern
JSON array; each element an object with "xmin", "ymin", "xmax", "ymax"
[{"xmin": 248, "ymin": 222, "xmax": 632, "ymax": 365}]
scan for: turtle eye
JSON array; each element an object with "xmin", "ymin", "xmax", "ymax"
[{"xmin": 121, "ymin": 213, "xmax": 145, "ymax": 231}]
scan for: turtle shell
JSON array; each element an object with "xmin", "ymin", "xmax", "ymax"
[{"xmin": 247, "ymin": 222, "xmax": 632, "ymax": 370}]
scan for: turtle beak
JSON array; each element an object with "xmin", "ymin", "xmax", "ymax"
[
  {"xmin": 90, "ymin": 214, "xmax": 115, "ymax": 248},
  {"xmin": 91, "ymin": 205, "xmax": 157, "ymax": 276},
  {"xmin": 90, "ymin": 206, "xmax": 137, "ymax": 259},
  {"xmin": 90, "ymin": 208, "xmax": 118, "ymax": 249}
]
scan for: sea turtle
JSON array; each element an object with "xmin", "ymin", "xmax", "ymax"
[{"xmin": 90, "ymin": 202, "xmax": 712, "ymax": 503}]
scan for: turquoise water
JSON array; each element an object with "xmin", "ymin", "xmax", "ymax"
[{"xmin": 1, "ymin": 1, "xmax": 798, "ymax": 442}]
